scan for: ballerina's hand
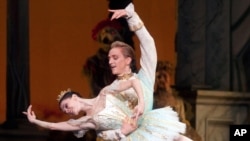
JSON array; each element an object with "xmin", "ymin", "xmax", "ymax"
[
  {"xmin": 22, "ymin": 105, "xmax": 37, "ymax": 123},
  {"xmin": 108, "ymin": 9, "xmax": 128, "ymax": 20},
  {"xmin": 132, "ymin": 104, "xmax": 144, "ymax": 120},
  {"xmin": 121, "ymin": 116, "xmax": 138, "ymax": 135}
]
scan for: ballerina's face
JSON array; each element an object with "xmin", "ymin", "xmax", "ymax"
[{"xmin": 60, "ymin": 96, "xmax": 81, "ymax": 116}]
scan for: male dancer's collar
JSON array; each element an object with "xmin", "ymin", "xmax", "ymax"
[{"xmin": 117, "ymin": 73, "xmax": 133, "ymax": 80}]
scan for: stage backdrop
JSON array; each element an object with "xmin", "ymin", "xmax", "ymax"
[{"xmin": 0, "ymin": 0, "xmax": 177, "ymax": 122}]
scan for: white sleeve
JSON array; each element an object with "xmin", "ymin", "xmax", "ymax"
[
  {"xmin": 136, "ymin": 26, "xmax": 157, "ymax": 85},
  {"xmin": 126, "ymin": 3, "xmax": 157, "ymax": 85}
]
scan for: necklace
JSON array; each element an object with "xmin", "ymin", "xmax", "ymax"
[{"xmin": 117, "ymin": 73, "xmax": 133, "ymax": 80}]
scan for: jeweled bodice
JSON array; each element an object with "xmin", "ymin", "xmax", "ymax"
[
  {"xmin": 107, "ymin": 75, "xmax": 139, "ymax": 109},
  {"xmin": 93, "ymin": 94, "xmax": 133, "ymax": 131}
]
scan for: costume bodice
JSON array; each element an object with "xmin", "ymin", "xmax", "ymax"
[
  {"xmin": 107, "ymin": 74, "xmax": 139, "ymax": 109},
  {"xmin": 93, "ymin": 94, "xmax": 133, "ymax": 131}
]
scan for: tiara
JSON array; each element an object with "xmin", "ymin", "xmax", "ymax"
[{"xmin": 57, "ymin": 88, "xmax": 71, "ymax": 102}]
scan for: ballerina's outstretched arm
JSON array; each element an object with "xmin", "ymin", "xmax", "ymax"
[{"xmin": 23, "ymin": 105, "xmax": 95, "ymax": 132}]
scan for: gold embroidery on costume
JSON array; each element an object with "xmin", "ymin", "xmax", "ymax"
[
  {"xmin": 119, "ymin": 91, "xmax": 138, "ymax": 110},
  {"xmin": 117, "ymin": 73, "xmax": 133, "ymax": 80}
]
